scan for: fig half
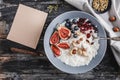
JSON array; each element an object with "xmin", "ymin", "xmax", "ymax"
[
  {"xmin": 51, "ymin": 45, "xmax": 61, "ymax": 56},
  {"xmin": 57, "ymin": 42, "xmax": 70, "ymax": 49},
  {"xmin": 50, "ymin": 31, "xmax": 59, "ymax": 44},
  {"xmin": 57, "ymin": 26, "xmax": 71, "ymax": 40}
]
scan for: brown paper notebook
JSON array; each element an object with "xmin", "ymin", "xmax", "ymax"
[{"xmin": 7, "ymin": 4, "xmax": 48, "ymax": 49}]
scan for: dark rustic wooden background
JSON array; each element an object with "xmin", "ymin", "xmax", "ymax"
[{"xmin": 0, "ymin": 0, "xmax": 120, "ymax": 80}]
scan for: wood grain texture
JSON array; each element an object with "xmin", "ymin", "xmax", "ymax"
[{"xmin": 0, "ymin": 0, "xmax": 120, "ymax": 80}]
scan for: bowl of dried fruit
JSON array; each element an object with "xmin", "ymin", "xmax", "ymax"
[{"xmin": 44, "ymin": 11, "xmax": 107, "ymax": 74}]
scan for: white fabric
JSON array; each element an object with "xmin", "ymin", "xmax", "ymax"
[{"xmin": 65, "ymin": 0, "xmax": 120, "ymax": 66}]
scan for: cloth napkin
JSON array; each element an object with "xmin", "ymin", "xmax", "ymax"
[{"xmin": 65, "ymin": 0, "xmax": 120, "ymax": 66}]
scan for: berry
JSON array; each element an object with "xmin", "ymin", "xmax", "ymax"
[
  {"xmin": 90, "ymin": 31, "xmax": 93, "ymax": 33},
  {"xmin": 80, "ymin": 26, "xmax": 85, "ymax": 31},
  {"xmin": 72, "ymin": 19, "xmax": 78, "ymax": 24},
  {"xmin": 93, "ymin": 27, "xmax": 98, "ymax": 33},
  {"xmin": 86, "ymin": 33, "xmax": 91, "ymax": 38},
  {"xmin": 74, "ymin": 26, "xmax": 79, "ymax": 30},
  {"xmin": 72, "ymin": 49, "xmax": 77, "ymax": 54},
  {"xmin": 65, "ymin": 22, "xmax": 71, "ymax": 29},
  {"xmin": 84, "ymin": 27, "xmax": 89, "ymax": 31},
  {"xmin": 71, "ymin": 29, "xmax": 75, "ymax": 33},
  {"xmin": 79, "ymin": 18, "xmax": 86, "ymax": 23},
  {"xmin": 77, "ymin": 18, "xmax": 86, "ymax": 26},
  {"xmin": 66, "ymin": 19, "xmax": 71, "ymax": 23},
  {"xmin": 73, "ymin": 34, "xmax": 78, "ymax": 38}
]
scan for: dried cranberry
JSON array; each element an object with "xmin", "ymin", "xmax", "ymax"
[
  {"xmin": 89, "ymin": 26, "xmax": 94, "ymax": 30},
  {"xmin": 85, "ymin": 22, "xmax": 91, "ymax": 26},
  {"xmin": 86, "ymin": 33, "xmax": 91, "ymax": 38},
  {"xmin": 85, "ymin": 27, "xmax": 88, "ymax": 31},
  {"xmin": 78, "ymin": 18, "xmax": 86, "ymax": 25},
  {"xmin": 72, "ymin": 49, "xmax": 77, "ymax": 54},
  {"xmin": 90, "ymin": 31, "xmax": 93, "ymax": 33},
  {"xmin": 79, "ymin": 18, "xmax": 86, "ymax": 22},
  {"xmin": 91, "ymin": 42, "xmax": 94, "ymax": 45},
  {"xmin": 80, "ymin": 26, "xmax": 85, "ymax": 31},
  {"xmin": 83, "ymin": 24, "xmax": 87, "ymax": 27},
  {"xmin": 77, "ymin": 21, "xmax": 83, "ymax": 26},
  {"xmin": 81, "ymin": 31, "xmax": 85, "ymax": 33},
  {"xmin": 86, "ymin": 40, "xmax": 90, "ymax": 43},
  {"xmin": 78, "ymin": 24, "xmax": 82, "ymax": 27}
]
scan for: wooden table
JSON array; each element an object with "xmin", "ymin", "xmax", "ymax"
[{"xmin": 0, "ymin": 0, "xmax": 120, "ymax": 80}]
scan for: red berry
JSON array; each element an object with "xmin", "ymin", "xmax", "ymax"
[
  {"xmin": 72, "ymin": 49, "xmax": 77, "ymax": 54},
  {"xmin": 90, "ymin": 26, "xmax": 93, "ymax": 30},
  {"xmin": 90, "ymin": 31, "xmax": 93, "ymax": 33},
  {"xmin": 86, "ymin": 33, "xmax": 91, "ymax": 38},
  {"xmin": 85, "ymin": 27, "xmax": 88, "ymax": 31},
  {"xmin": 80, "ymin": 26, "xmax": 85, "ymax": 31}
]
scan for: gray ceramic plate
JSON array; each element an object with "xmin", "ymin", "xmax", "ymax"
[{"xmin": 44, "ymin": 11, "xmax": 107, "ymax": 74}]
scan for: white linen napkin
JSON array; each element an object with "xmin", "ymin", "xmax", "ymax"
[{"xmin": 65, "ymin": 0, "xmax": 120, "ymax": 66}]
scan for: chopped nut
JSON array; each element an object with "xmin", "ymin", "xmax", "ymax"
[
  {"xmin": 109, "ymin": 16, "xmax": 116, "ymax": 22},
  {"xmin": 79, "ymin": 38, "xmax": 83, "ymax": 41},
  {"xmin": 76, "ymin": 31, "xmax": 81, "ymax": 36},
  {"xmin": 82, "ymin": 48, "xmax": 86, "ymax": 52},
  {"xmin": 72, "ymin": 41, "xmax": 76, "ymax": 47},
  {"xmin": 82, "ymin": 48, "xmax": 88, "ymax": 56},
  {"xmin": 78, "ymin": 48, "xmax": 83, "ymax": 55},
  {"xmin": 76, "ymin": 40, "xmax": 81, "ymax": 44},
  {"xmin": 78, "ymin": 48, "xmax": 88, "ymax": 56},
  {"xmin": 82, "ymin": 50, "xmax": 88, "ymax": 57},
  {"xmin": 76, "ymin": 38, "xmax": 83, "ymax": 44}
]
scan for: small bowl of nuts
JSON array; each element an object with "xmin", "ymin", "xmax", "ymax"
[{"xmin": 89, "ymin": 0, "xmax": 112, "ymax": 13}]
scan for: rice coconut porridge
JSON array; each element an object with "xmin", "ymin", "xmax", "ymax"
[{"xmin": 50, "ymin": 18, "xmax": 100, "ymax": 67}]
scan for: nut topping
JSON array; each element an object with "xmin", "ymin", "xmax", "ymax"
[
  {"xmin": 76, "ymin": 40, "xmax": 81, "ymax": 44},
  {"xmin": 79, "ymin": 38, "xmax": 83, "ymax": 41},
  {"xmin": 72, "ymin": 41, "xmax": 76, "ymax": 47},
  {"xmin": 78, "ymin": 48, "xmax": 88, "ymax": 57},
  {"xmin": 78, "ymin": 48, "xmax": 83, "ymax": 55},
  {"xmin": 76, "ymin": 31, "xmax": 81, "ymax": 36}
]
